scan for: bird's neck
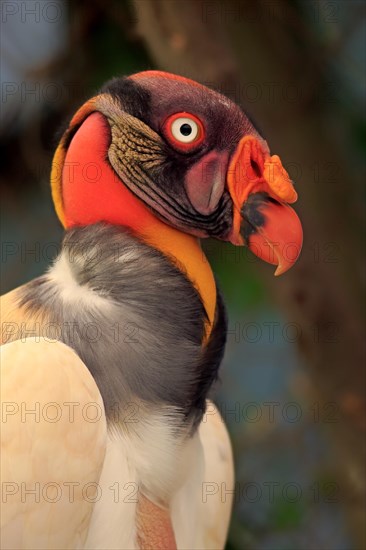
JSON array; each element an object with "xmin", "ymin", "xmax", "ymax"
[
  {"xmin": 55, "ymin": 112, "xmax": 216, "ymax": 330},
  {"xmin": 142, "ymin": 223, "xmax": 217, "ymax": 331}
]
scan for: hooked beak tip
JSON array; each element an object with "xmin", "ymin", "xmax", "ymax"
[{"xmin": 232, "ymin": 193, "xmax": 303, "ymax": 274}]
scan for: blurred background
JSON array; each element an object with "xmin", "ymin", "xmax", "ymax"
[{"xmin": 1, "ymin": 1, "xmax": 365, "ymax": 548}]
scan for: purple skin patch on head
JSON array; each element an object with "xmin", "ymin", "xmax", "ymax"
[{"xmin": 185, "ymin": 151, "xmax": 229, "ymax": 215}]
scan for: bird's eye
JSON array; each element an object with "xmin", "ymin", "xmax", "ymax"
[
  {"xmin": 163, "ymin": 112, "xmax": 204, "ymax": 151},
  {"xmin": 171, "ymin": 118, "xmax": 199, "ymax": 142}
]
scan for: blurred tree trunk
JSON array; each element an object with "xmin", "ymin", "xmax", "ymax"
[{"xmin": 132, "ymin": 0, "xmax": 365, "ymax": 546}]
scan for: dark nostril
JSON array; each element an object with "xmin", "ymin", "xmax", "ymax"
[{"xmin": 250, "ymin": 158, "xmax": 262, "ymax": 178}]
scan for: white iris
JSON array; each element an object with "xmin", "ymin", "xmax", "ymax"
[{"xmin": 171, "ymin": 117, "xmax": 199, "ymax": 143}]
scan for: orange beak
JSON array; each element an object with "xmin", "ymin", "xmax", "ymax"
[{"xmin": 227, "ymin": 136, "xmax": 303, "ymax": 275}]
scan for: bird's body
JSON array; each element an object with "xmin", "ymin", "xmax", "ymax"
[
  {"xmin": 1, "ymin": 71, "xmax": 302, "ymax": 548},
  {"xmin": 1, "ymin": 336, "xmax": 233, "ymax": 549},
  {"xmin": 1, "ymin": 225, "xmax": 232, "ymax": 549}
]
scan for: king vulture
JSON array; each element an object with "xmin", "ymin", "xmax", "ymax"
[{"xmin": 1, "ymin": 71, "xmax": 302, "ymax": 549}]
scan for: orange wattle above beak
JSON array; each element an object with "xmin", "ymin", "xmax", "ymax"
[{"xmin": 227, "ymin": 136, "xmax": 303, "ymax": 275}]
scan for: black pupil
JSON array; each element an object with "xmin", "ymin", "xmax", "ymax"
[{"xmin": 180, "ymin": 123, "xmax": 192, "ymax": 136}]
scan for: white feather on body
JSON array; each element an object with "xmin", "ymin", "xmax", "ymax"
[{"xmin": 1, "ymin": 336, "xmax": 233, "ymax": 549}]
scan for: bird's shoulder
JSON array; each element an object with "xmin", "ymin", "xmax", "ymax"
[{"xmin": 0, "ymin": 337, "xmax": 107, "ymax": 550}]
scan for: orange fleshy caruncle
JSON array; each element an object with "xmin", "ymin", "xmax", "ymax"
[
  {"xmin": 227, "ymin": 136, "xmax": 298, "ymax": 230},
  {"xmin": 263, "ymin": 155, "xmax": 298, "ymax": 203}
]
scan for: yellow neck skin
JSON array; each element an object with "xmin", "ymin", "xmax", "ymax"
[{"xmin": 139, "ymin": 222, "xmax": 216, "ymax": 335}]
